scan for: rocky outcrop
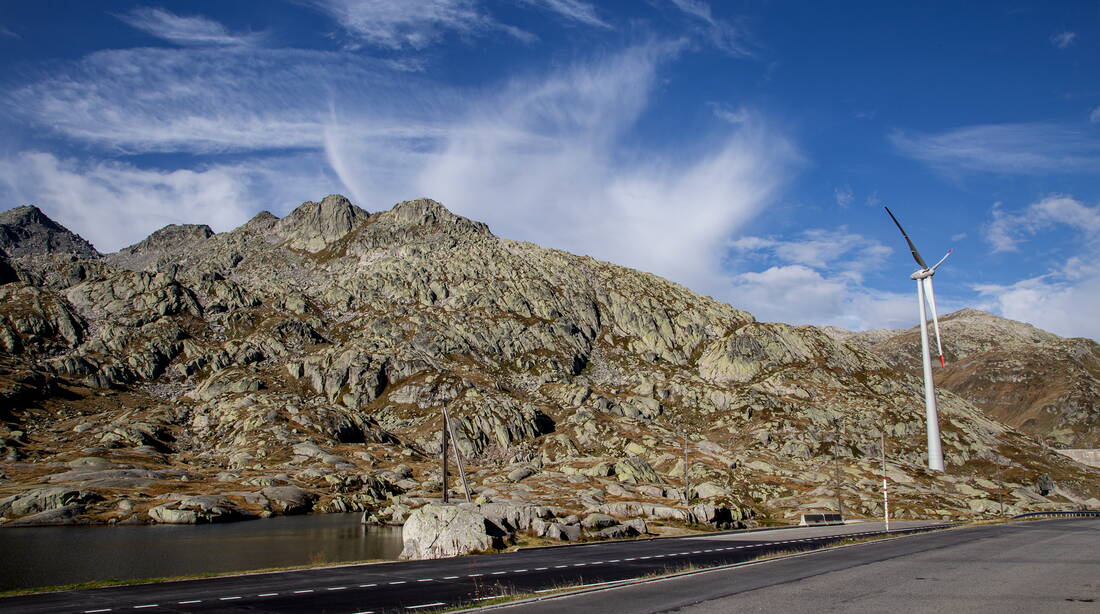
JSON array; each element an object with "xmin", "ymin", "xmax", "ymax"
[
  {"xmin": 0, "ymin": 205, "xmax": 100, "ymax": 258},
  {"xmin": 107, "ymin": 223, "xmax": 214, "ymax": 272},
  {"xmin": 274, "ymin": 194, "xmax": 370, "ymax": 252}
]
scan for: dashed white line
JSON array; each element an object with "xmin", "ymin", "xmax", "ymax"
[
  {"xmin": 294, "ymin": 589, "xmax": 315, "ymax": 593},
  {"xmin": 513, "ymin": 569, "xmax": 528, "ymax": 573},
  {"xmin": 624, "ymin": 558, "xmax": 636, "ymax": 561},
  {"xmin": 534, "ymin": 567, "xmax": 548, "ymax": 571},
  {"xmin": 328, "ymin": 586, "xmax": 349, "ymax": 590},
  {"xmin": 83, "ymin": 610, "xmax": 112, "ymax": 613},
  {"xmin": 134, "ymin": 606, "xmax": 159, "ymax": 610},
  {"xmin": 553, "ymin": 565, "xmax": 568, "ymax": 569},
  {"xmin": 178, "ymin": 601, "xmax": 202, "ymax": 605},
  {"xmin": 609, "ymin": 559, "xmax": 621, "ymax": 562},
  {"xmin": 474, "ymin": 596, "xmax": 500, "ymax": 601},
  {"xmin": 443, "ymin": 575, "xmax": 460, "ymax": 579},
  {"xmin": 406, "ymin": 603, "xmax": 445, "ymax": 610},
  {"xmin": 358, "ymin": 583, "xmax": 377, "ymax": 588},
  {"xmin": 573, "ymin": 563, "xmax": 587, "ymax": 567},
  {"xmin": 468, "ymin": 573, "xmax": 484, "ymax": 577},
  {"xmin": 258, "ymin": 593, "xmax": 279, "ymax": 596},
  {"xmin": 491, "ymin": 571, "xmax": 507, "ymax": 575},
  {"xmin": 219, "ymin": 597, "xmax": 242, "ymax": 601},
  {"xmin": 388, "ymin": 581, "xmax": 407, "ymax": 585},
  {"xmin": 417, "ymin": 578, "xmax": 434, "ymax": 582}
]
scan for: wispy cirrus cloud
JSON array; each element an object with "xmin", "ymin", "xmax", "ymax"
[
  {"xmin": 519, "ymin": 0, "xmax": 610, "ymax": 28},
  {"xmin": 306, "ymin": 0, "xmax": 533, "ymax": 49},
  {"xmin": 117, "ymin": 7, "xmax": 264, "ymax": 46},
  {"xmin": 890, "ymin": 123, "xmax": 1100, "ymax": 175},
  {"xmin": 4, "ymin": 37, "xmax": 798, "ymax": 293},
  {"xmin": 667, "ymin": 0, "xmax": 752, "ymax": 57},
  {"xmin": 1050, "ymin": 30, "xmax": 1077, "ymax": 49}
]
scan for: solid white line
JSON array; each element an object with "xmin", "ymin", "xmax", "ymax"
[
  {"xmin": 406, "ymin": 603, "xmax": 445, "ymax": 610},
  {"xmin": 219, "ymin": 597, "xmax": 242, "ymax": 601}
]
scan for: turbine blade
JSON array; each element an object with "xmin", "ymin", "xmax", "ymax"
[
  {"xmin": 923, "ymin": 277, "xmax": 946, "ymax": 367},
  {"xmin": 884, "ymin": 206, "xmax": 928, "ymax": 269},
  {"xmin": 931, "ymin": 249, "xmax": 953, "ymax": 271}
]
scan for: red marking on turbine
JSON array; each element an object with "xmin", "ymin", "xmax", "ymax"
[{"xmin": 939, "ymin": 355, "xmax": 946, "ymax": 368}]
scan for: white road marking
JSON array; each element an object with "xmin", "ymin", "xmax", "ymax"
[
  {"xmin": 294, "ymin": 589, "xmax": 315, "ymax": 593},
  {"xmin": 389, "ymin": 581, "xmax": 407, "ymax": 585},
  {"xmin": 351, "ymin": 611, "xmax": 375, "ymax": 614},
  {"xmin": 491, "ymin": 571, "xmax": 507, "ymax": 575},
  {"xmin": 328, "ymin": 586, "xmax": 348, "ymax": 590},
  {"xmin": 573, "ymin": 563, "xmax": 587, "ymax": 566},
  {"xmin": 624, "ymin": 558, "xmax": 636, "ymax": 561},
  {"xmin": 178, "ymin": 601, "xmax": 202, "ymax": 605},
  {"xmin": 219, "ymin": 597, "xmax": 242, "ymax": 601},
  {"xmin": 258, "ymin": 593, "xmax": 279, "ymax": 596},
  {"xmin": 443, "ymin": 575, "xmax": 460, "ymax": 579},
  {"xmin": 406, "ymin": 603, "xmax": 445, "ymax": 610},
  {"xmin": 134, "ymin": 606, "xmax": 158, "ymax": 610},
  {"xmin": 83, "ymin": 610, "xmax": 112, "ymax": 613},
  {"xmin": 554, "ymin": 565, "xmax": 568, "ymax": 568},
  {"xmin": 359, "ymin": 584, "xmax": 377, "ymax": 588},
  {"xmin": 468, "ymin": 573, "xmax": 484, "ymax": 577},
  {"xmin": 474, "ymin": 596, "xmax": 500, "ymax": 601},
  {"xmin": 417, "ymin": 578, "xmax": 434, "ymax": 582},
  {"xmin": 513, "ymin": 569, "xmax": 528, "ymax": 572},
  {"xmin": 534, "ymin": 567, "xmax": 548, "ymax": 571}
]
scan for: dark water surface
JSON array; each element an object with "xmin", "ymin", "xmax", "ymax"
[{"xmin": 0, "ymin": 513, "xmax": 403, "ymax": 590}]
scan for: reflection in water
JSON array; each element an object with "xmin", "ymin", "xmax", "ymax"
[{"xmin": 0, "ymin": 513, "xmax": 403, "ymax": 590}]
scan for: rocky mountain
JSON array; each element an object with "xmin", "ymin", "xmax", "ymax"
[
  {"xmin": 1, "ymin": 197, "xmax": 1097, "ymax": 538},
  {"xmin": 0, "ymin": 205, "xmax": 100, "ymax": 259},
  {"xmin": 838, "ymin": 309, "xmax": 1100, "ymax": 449}
]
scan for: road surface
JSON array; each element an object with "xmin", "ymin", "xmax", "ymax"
[
  {"xmin": 492, "ymin": 517, "xmax": 1099, "ymax": 614},
  {"xmin": 0, "ymin": 520, "xmax": 942, "ymax": 613}
]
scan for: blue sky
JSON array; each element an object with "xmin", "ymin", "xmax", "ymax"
[{"xmin": 2, "ymin": 1, "xmax": 1099, "ymax": 339}]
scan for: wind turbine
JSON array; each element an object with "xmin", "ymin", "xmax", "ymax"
[{"xmin": 885, "ymin": 206, "xmax": 952, "ymax": 472}]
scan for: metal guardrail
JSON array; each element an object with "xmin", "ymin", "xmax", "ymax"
[
  {"xmin": 1011, "ymin": 510, "xmax": 1100, "ymax": 519},
  {"xmin": 799, "ymin": 513, "xmax": 844, "ymax": 526}
]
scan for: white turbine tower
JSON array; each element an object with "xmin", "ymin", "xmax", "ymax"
[{"xmin": 885, "ymin": 207, "xmax": 952, "ymax": 473}]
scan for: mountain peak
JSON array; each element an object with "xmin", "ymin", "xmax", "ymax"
[
  {"xmin": 274, "ymin": 194, "xmax": 370, "ymax": 252},
  {"xmin": 0, "ymin": 204, "xmax": 101, "ymax": 259},
  {"xmin": 385, "ymin": 198, "xmax": 491, "ymax": 235}
]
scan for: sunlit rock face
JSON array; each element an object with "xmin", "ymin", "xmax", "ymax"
[{"xmin": 0, "ymin": 196, "xmax": 1097, "ymax": 531}]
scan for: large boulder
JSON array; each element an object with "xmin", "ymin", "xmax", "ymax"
[
  {"xmin": 4, "ymin": 504, "xmax": 90, "ymax": 526},
  {"xmin": 614, "ymin": 457, "xmax": 662, "ymax": 484},
  {"xmin": 400, "ymin": 503, "xmax": 508, "ymax": 559},
  {"xmin": 147, "ymin": 494, "xmax": 255, "ymax": 524}
]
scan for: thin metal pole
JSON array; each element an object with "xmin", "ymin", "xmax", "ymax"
[
  {"xmin": 881, "ymin": 431, "xmax": 890, "ymax": 532},
  {"xmin": 443, "ymin": 404, "xmax": 472, "ymax": 503},
  {"xmin": 683, "ymin": 432, "xmax": 691, "ymax": 505},
  {"xmin": 441, "ymin": 413, "xmax": 449, "ymax": 504}
]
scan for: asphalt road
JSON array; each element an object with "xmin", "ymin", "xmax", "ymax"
[
  {"xmin": 0, "ymin": 520, "xmax": 942, "ymax": 613},
  {"xmin": 492, "ymin": 517, "xmax": 1100, "ymax": 614}
]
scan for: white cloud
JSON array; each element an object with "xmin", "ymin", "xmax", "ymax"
[
  {"xmin": 709, "ymin": 102, "xmax": 750, "ymax": 124},
  {"xmin": 0, "ymin": 25, "xmax": 19, "ymax": 39},
  {"xmin": 834, "ymin": 185, "xmax": 853, "ymax": 207},
  {"xmin": 0, "ymin": 152, "xmax": 336, "ymax": 252},
  {"xmin": 1090, "ymin": 106, "xmax": 1100, "ymax": 124},
  {"xmin": 724, "ymin": 228, "xmax": 916, "ymax": 329},
  {"xmin": 306, "ymin": 0, "xmax": 533, "ymax": 49},
  {"xmin": 518, "ymin": 0, "xmax": 610, "ymax": 28},
  {"xmin": 977, "ymin": 195, "xmax": 1100, "ymax": 341},
  {"xmin": 891, "ymin": 123, "xmax": 1100, "ymax": 175},
  {"xmin": 1050, "ymin": 30, "xmax": 1077, "ymax": 49},
  {"xmin": 6, "ymin": 47, "xmax": 442, "ymax": 154},
  {"xmin": 666, "ymin": 0, "xmax": 752, "ymax": 57},
  {"xmin": 117, "ymin": 7, "xmax": 263, "ymax": 46},
  {"xmin": 985, "ymin": 195, "xmax": 1100, "ymax": 253}
]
